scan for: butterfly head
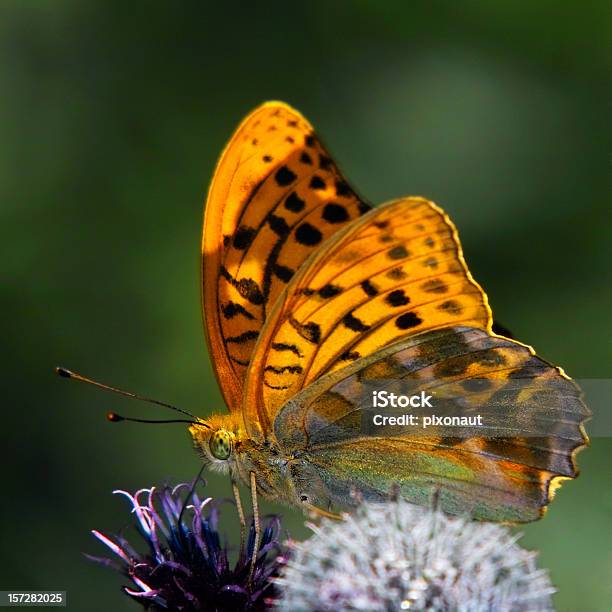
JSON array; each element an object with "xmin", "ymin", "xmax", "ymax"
[{"xmin": 189, "ymin": 413, "xmax": 243, "ymax": 473}]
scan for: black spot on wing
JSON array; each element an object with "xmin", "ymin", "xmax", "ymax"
[
  {"xmin": 395, "ymin": 312, "xmax": 422, "ymax": 330},
  {"xmin": 387, "ymin": 267, "xmax": 406, "ymax": 280},
  {"xmin": 387, "ymin": 245, "xmax": 410, "ymax": 260},
  {"xmin": 360, "ymin": 280, "xmax": 379, "ymax": 297},
  {"xmin": 295, "ymin": 223, "xmax": 323, "ymax": 246},
  {"xmin": 386, "ymin": 289, "xmax": 410, "ymax": 307},
  {"xmin": 284, "ymin": 192, "xmax": 305, "ymax": 212},
  {"xmin": 221, "ymin": 301, "xmax": 255, "ymax": 320},
  {"xmin": 261, "ymin": 238, "xmax": 284, "ymax": 307},
  {"xmin": 289, "ymin": 317, "xmax": 321, "ymax": 344},
  {"xmin": 273, "ymin": 264, "xmax": 294, "ymax": 283},
  {"xmin": 319, "ymin": 154, "xmax": 332, "ymax": 170},
  {"xmin": 342, "ymin": 311, "xmax": 371, "ymax": 332},
  {"xmin": 335, "ymin": 180, "xmax": 351, "ymax": 197},
  {"xmin": 437, "ymin": 300, "xmax": 463, "ymax": 315},
  {"xmin": 275, "ymin": 166, "xmax": 297, "ymax": 186},
  {"xmin": 233, "ymin": 226, "xmax": 256, "ymax": 250},
  {"xmin": 220, "ymin": 266, "xmax": 264, "ymax": 305},
  {"xmin": 358, "ymin": 201, "xmax": 371, "ymax": 215},
  {"xmin": 421, "ymin": 279, "xmax": 448, "ymax": 294},
  {"xmin": 264, "ymin": 382, "xmax": 291, "ymax": 390},
  {"xmin": 271, "ymin": 342, "xmax": 303, "ymax": 358},
  {"xmin": 300, "ymin": 152, "xmax": 313, "ymax": 165},
  {"xmin": 226, "ymin": 330, "xmax": 259, "ymax": 344},
  {"xmin": 264, "ymin": 364, "xmax": 304, "ymax": 375},
  {"xmin": 322, "ymin": 203, "xmax": 349, "ymax": 224},
  {"xmin": 229, "ymin": 355, "xmax": 250, "ymax": 366},
  {"xmin": 267, "ymin": 214, "xmax": 290, "ymax": 237},
  {"xmin": 309, "ymin": 176, "xmax": 326, "ymax": 190},
  {"xmin": 318, "ymin": 284, "xmax": 343, "ymax": 299}
]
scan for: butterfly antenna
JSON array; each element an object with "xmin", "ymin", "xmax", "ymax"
[
  {"xmin": 56, "ymin": 366, "xmax": 210, "ymax": 428},
  {"xmin": 106, "ymin": 412, "xmax": 198, "ymax": 425}
]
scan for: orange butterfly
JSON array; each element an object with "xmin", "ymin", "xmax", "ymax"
[
  {"xmin": 192, "ymin": 100, "xmax": 588, "ymax": 528},
  {"xmin": 59, "ymin": 101, "xmax": 589, "ymax": 577}
]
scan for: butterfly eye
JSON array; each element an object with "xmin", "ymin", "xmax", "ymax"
[{"xmin": 209, "ymin": 430, "xmax": 232, "ymax": 461}]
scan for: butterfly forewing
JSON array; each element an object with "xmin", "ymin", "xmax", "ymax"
[{"xmin": 202, "ymin": 102, "xmax": 370, "ymax": 415}]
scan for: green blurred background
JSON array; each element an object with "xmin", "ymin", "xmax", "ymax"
[{"xmin": 1, "ymin": 1, "xmax": 610, "ymax": 610}]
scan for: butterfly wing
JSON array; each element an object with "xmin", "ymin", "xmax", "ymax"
[
  {"xmin": 245, "ymin": 197, "xmax": 492, "ymax": 435},
  {"xmin": 273, "ymin": 326, "xmax": 590, "ymax": 521},
  {"xmin": 202, "ymin": 102, "xmax": 370, "ymax": 417}
]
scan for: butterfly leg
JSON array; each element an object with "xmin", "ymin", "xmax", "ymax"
[
  {"xmin": 231, "ymin": 477, "xmax": 246, "ymax": 561},
  {"xmin": 248, "ymin": 471, "xmax": 260, "ymax": 589}
]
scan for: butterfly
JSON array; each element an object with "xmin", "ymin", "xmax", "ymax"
[
  {"xmin": 58, "ymin": 100, "xmax": 589, "ymax": 559},
  {"xmin": 189, "ymin": 100, "xmax": 589, "ymax": 531}
]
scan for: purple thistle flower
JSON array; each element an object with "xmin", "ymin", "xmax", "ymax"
[{"xmin": 87, "ymin": 482, "xmax": 285, "ymax": 611}]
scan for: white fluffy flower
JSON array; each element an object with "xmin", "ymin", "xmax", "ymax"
[{"xmin": 276, "ymin": 499, "xmax": 554, "ymax": 611}]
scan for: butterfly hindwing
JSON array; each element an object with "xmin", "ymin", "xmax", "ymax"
[
  {"xmin": 273, "ymin": 326, "xmax": 590, "ymax": 521},
  {"xmin": 202, "ymin": 102, "xmax": 370, "ymax": 415}
]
